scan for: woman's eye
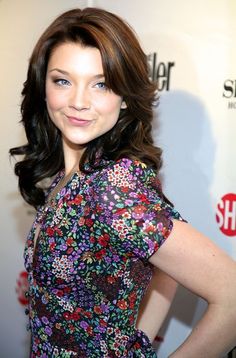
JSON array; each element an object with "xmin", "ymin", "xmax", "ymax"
[
  {"xmin": 53, "ymin": 78, "xmax": 71, "ymax": 86},
  {"xmin": 95, "ymin": 81, "xmax": 107, "ymax": 90}
]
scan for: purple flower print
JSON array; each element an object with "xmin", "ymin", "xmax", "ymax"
[
  {"xmin": 80, "ymin": 321, "xmax": 89, "ymax": 329},
  {"xmin": 42, "ymin": 316, "xmax": 49, "ymax": 325},
  {"xmin": 45, "ymin": 326, "xmax": 52, "ymax": 336}
]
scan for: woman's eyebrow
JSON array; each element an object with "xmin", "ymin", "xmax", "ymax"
[
  {"xmin": 48, "ymin": 68, "xmax": 105, "ymax": 80},
  {"xmin": 48, "ymin": 68, "xmax": 70, "ymax": 75}
]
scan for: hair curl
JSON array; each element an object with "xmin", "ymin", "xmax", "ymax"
[{"xmin": 10, "ymin": 7, "xmax": 162, "ymax": 208}]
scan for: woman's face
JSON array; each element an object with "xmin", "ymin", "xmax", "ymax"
[{"xmin": 45, "ymin": 42, "xmax": 126, "ymax": 151}]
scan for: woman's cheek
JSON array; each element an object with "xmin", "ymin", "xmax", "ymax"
[
  {"xmin": 46, "ymin": 90, "xmax": 66, "ymax": 110},
  {"xmin": 93, "ymin": 95, "xmax": 122, "ymax": 114}
]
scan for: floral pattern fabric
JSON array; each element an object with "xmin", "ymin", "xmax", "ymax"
[{"xmin": 24, "ymin": 158, "xmax": 184, "ymax": 357}]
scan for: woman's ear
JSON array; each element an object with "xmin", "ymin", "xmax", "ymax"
[{"xmin": 121, "ymin": 100, "xmax": 127, "ymax": 109}]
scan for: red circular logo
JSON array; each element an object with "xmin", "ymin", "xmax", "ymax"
[
  {"xmin": 216, "ymin": 193, "xmax": 236, "ymax": 236},
  {"xmin": 16, "ymin": 271, "xmax": 29, "ymax": 305}
]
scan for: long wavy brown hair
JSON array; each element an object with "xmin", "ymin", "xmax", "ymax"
[{"xmin": 10, "ymin": 7, "xmax": 162, "ymax": 208}]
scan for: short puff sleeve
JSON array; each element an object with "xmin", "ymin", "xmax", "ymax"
[{"xmin": 96, "ymin": 158, "xmax": 185, "ymax": 261}]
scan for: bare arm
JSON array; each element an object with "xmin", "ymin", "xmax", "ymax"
[
  {"xmin": 149, "ymin": 220, "xmax": 236, "ymax": 358},
  {"xmin": 136, "ymin": 268, "xmax": 178, "ymax": 342}
]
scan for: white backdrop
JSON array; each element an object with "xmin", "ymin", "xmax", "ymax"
[{"xmin": 1, "ymin": 0, "xmax": 235, "ymax": 357}]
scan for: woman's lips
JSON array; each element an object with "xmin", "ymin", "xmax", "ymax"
[{"xmin": 66, "ymin": 115, "xmax": 93, "ymax": 126}]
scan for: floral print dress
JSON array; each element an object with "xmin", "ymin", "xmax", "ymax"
[{"xmin": 24, "ymin": 158, "xmax": 184, "ymax": 357}]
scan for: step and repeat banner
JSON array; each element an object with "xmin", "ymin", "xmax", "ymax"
[{"xmin": 1, "ymin": 0, "xmax": 235, "ymax": 357}]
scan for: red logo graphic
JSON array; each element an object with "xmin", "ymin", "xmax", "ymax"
[
  {"xmin": 216, "ymin": 193, "xmax": 236, "ymax": 236},
  {"xmin": 16, "ymin": 271, "xmax": 29, "ymax": 305},
  {"xmin": 154, "ymin": 335, "xmax": 164, "ymax": 342}
]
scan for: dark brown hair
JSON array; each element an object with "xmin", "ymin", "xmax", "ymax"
[{"xmin": 10, "ymin": 7, "xmax": 162, "ymax": 208}]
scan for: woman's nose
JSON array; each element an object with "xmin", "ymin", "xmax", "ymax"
[{"xmin": 69, "ymin": 86, "xmax": 90, "ymax": 111}]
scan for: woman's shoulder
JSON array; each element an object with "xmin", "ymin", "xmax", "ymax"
[
  {"xmin": 103, "ymin": 157, "xmax": 157, "ymax": 175},
  {"xmin": 97, "ymin": 157, "xmax": 161, "ymax": 191}
]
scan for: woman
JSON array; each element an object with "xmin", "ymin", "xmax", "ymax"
[{"xmin": 10, "ymin": 7, "xmax": 236, "ymax": 357}]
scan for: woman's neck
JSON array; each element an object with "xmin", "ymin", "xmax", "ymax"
[{"xmin": 62, "ymin": 137, "xmax": 86, "ymax": 175}]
